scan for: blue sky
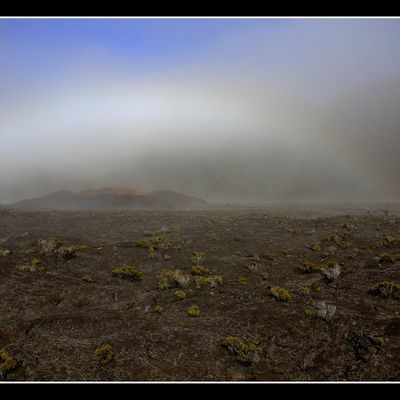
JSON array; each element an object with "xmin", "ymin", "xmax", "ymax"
[
  {"xmin": 2, "ymin": 18, "xmax": 400, "ymax": 99},
  {"xmin": 0, "ymin": 18, "xmax": 287, "ymax": 83}
]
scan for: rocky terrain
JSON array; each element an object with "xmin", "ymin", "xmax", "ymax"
[{"xmin": 0, "ymin": 205, "xmax": 400, "ymax": 381}]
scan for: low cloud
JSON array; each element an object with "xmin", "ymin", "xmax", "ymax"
[{"xmin": 1, "ymin": 19, "xmax": 400, "ymax": 204}]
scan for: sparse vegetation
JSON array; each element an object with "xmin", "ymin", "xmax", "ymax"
[
  {"xmin": 237, "ymin": 276, "xmax": 247, "ymax": 285},
  {"xmin": 174, "ymin": 290, "xmax": 187, "ymax": 299},
  {"xmin": 111, "ymin": 266, "xmax": 143, "ymax": 281},
  {"xmin": 312, "ymin": 300, "xmax": 337, "ymax": 322},
  {"xmin": 299, "ymin": 259, "xmax": 337, "ymax": 274},
  {"xmin": 38, "ymin": 239, "xmax": 87, "ymax": 261},
  {"xmin": 270, "ymin": 287, "xmax": 291, "ymax": 302},
  {"xmin": 134, "ymin": 239, "xmax": 148, "ymax": 248},
  {"xmin": 325, "ymin": 234, "xmax": 351, "ymax": 248},
  {"xmin": 379, "ymin": 252, "xmax": 400, "ymax": 264},
  {"xmin": 246, "ymin": 257, "xmax": 260, "ymax": 271},
  {"xmin": 0, "ymin": 249, "xmax": 11, "ymax": 257},
  {"xmin": 1, "ymin": 207, "xmax": 399, "ymax": 381},
  {"xmin": 151, "ymin": 236, "xmax": 170, "ymax": 250},
  {"xmin": 16, "ymin": 258, "xmax": 46, "ymax": 272},
  {"xmin": 93, "ymin": 344, "xmax": 114, "ymax": 365},
  {"xmin": 58, "ymin": 244, "xmax": 87, "ymax": 260},
  {"xmin": 154, "ymin": 305, "xmax": 163, "ymax": 313},
  {"xmin": 191, "ymin": 265, "xmax": 211, "ymax": 275},
  {"xmin": 192, "ymin": 251, "xmax": 205, "ymax": 265},
  {"xmin": 212, "ymin": 276, "xmax": 223, "ymax": 286},
  {"xmin": 369, "ymin": 281, "xmax": 400, "ymax": 298},
  {"xmin": 371, "ymin": 336, "xmax": 384, "ymax": 347},
  {"xmin": 306, "ymin": 243, "xmax": 322, "ymax": 252},
  {"xmin": 0, "ymin": 348, "xmax": 17, "ymax": 378},
  {"xmin": 260, "ymin": 271, "xmax": 269, "ymax": 280},
  {"xmin": 304, "ymin": 308, "xmax": 314, "ymax": 318},
  {"xmin": 281, "ymin": 247, "xmax": 293, "ymax": 256},
  {"xmin": 299, "ymin": 286, "xmax": 311, "ymax": 295},
  {"xmin": 39, "ymin": 238, "xmax": 63, "ymax": 255},
  {"xmin": 192, "ymin": 275, "xmax": 223, "ymax": 289},
  {"xmin": 187, "ymin": 305, "xmax": 200, "ymax": 317},
  {"xmin": 321, "ymin": 263, "xmax": 341, "ymax": 282},
  {"xmin": 157, "ymin": 269, "xmax": 190, "ymax": 290},
  {"xmin": 260, "ymin": 252, "xmax": 275, "ymax": 261},
  {"xmin": 222, "ymin": 336, "xmax": 262, "ymax": 364}
]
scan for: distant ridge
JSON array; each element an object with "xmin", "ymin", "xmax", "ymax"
[{"xmin": 9, "ymin": 186, "xmax": 208, "ymax": 210}]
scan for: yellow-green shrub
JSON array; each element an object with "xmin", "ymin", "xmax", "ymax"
[
  {"xmin": 0, "ymin": 348, "xmax": 17, "ymax": 376},
  {"xmin": 93, "ymin": 344, "xmax": 114, "ymax": 365},
  {"xmin": 191, "ymin": 265, "xmax": 211, "ymax": 275},
  {"xmin": 175, "ymin": 290, "xmax": 187, "ymax": 300},
  {"xmin": 151, "ymin": 236, "xmax": 170, "ymax": 250},
  {"xmin": 270, "ymin": 287, "xmax": 291, "ymax": 302},
  {"xmin": 157, "ymin": 269, "xmax": 190, "ymax": 289},
  {"xmin": 192, "ymin": 251, "xmax": 205, "ymax": 265},
  {"xmin": 299, "ymin": 259, "xmax": 337, "ymax": 274},
  {"xmin": 111, "ymin": 266, "xmax": 143, "ymax": 281},
  {"xmin": 16, "ymin": 257, "xmax": 46, "ymax": 273},
  {"xmin": 222, "ymin": 336, "xmax": 262, "ymax": 364},
  {"xmin": 193, "ymin": 276, "xmax": 223, "ymax": 288},
  {"xmin": 154, "ymin": 305, "xmax": 162, "ymax": 314},
  {"xmin": 187, "ymin": 305, "xmax": 200, "ymax": 317}
]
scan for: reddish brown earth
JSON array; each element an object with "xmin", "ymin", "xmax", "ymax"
[{"xmin": 9, "ymin": 187, "xmax": 208, "ymax": 210}]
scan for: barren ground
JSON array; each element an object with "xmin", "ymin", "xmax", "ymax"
[{"xmin": 1, "ymin": 206, "xmax": 400, "ymax": 381}]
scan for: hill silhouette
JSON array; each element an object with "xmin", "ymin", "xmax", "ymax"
[{"xmin": 9, "ymin": 187, "xmax": 208, "ymax": 210}]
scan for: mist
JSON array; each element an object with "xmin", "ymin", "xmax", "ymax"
[{"xmin": 1, "ymin": 18, "xmax": 400, "ymax": 205}]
